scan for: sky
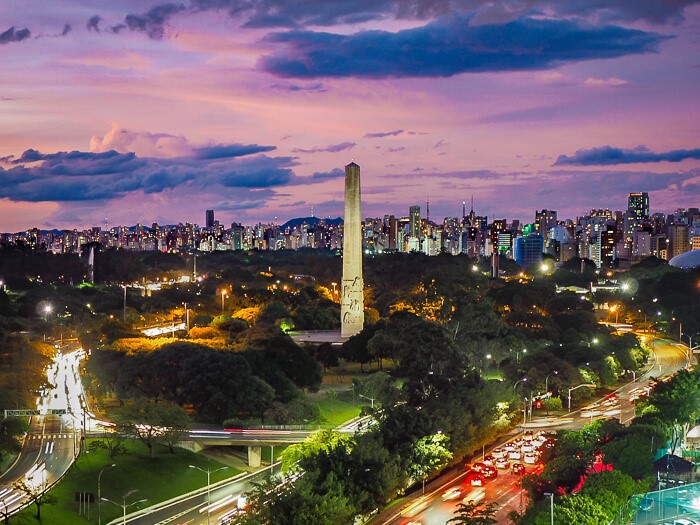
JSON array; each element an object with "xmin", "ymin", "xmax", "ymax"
[{"xmin": 1, "ymin": 0, "xmax": 699, "ymax": 231}]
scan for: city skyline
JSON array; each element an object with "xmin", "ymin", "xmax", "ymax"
[{"xmin": 1, "ymin": 1, "xmax": 699, "ymax": 231}]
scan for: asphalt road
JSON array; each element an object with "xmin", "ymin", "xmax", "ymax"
[
  {"xmin": 381, "ymin": 337, "xmax": 690, "ymax": 525},
  {"xmin": 0, "ymin": 345, "xmax": 85, "ymax": 517}
]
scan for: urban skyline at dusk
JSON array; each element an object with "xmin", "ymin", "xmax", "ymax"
[{"xmin": 1, "ymin": 1, "xmax": 699, "ymax": 231}]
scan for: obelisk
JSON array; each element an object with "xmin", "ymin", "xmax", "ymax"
[{"xmin": 341, "ymin": 162, "xmax": 364, "ymax": 338}]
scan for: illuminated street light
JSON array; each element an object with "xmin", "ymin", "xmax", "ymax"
[
  {"xmin": 545, "ymin": 371, "xmax": 558, "ymax": 392},
  {"xmin": 189, "ymin": 465, "xmax": 229, "ymax": 525},
  {"xmin": 513, "ymin": 377, "xmax": 527, "ymax": 391},
  {"xmin": 43, "ymin": 304, "xmax": 53, "ymax": 322},
  {"xmin": 98, "ymin": 464, "xmax": 116, "ymax": 525},
  {"xmin": 101, "ymin": 493, "xmax": 147, "ymax": 525}
]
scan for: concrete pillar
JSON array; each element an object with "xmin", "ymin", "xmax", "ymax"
[
  {"xmin": 341, "ymin": 162, "xmax": 364, "ymax": 338},
  {"xmin": 248, "ymin": 446, "xmax": 262, "ymax": 467}
]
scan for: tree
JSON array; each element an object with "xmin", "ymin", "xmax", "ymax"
[
  {"xmin": 579, "ymin": 470, "xmax": 638, "ymax": 520},
  {"xmin": 13, "ymin": 479, "xmax": 58, "ymax": 521},
  {"xmin": 601, "ymin": 433, "xmax": 654, "ymax": 480},
  {"xmin": 280, "ymin": 429, "xmax": 353, "ymax": 473},
  {"xmin": 540, "ymin": 495, "xmax": 607, "ymax": 525},
  {"xmin": 449, "ymin": 500, "xmax": 498, "ymax": 525},
  {"xmin": 409, "ymin": 433, "xmax": 453, "ymax": 489},
  {"xmin": 113, "ymin": 398, "xmax": 191, "ymax": 458},
  {"xmin": 541, "ymin": 397, "xmax": 562, "ymax": 416}
]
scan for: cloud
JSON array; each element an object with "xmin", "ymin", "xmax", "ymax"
[
  {"xmin": 213, "ymin": 197, "xmax": 271, "ymax": 211},
  {"xmin": 292, "ymin": 142, "xmax": 355, "ymax": 154},
  {"xmin": 479, "ymin": 104, "xmax": 568, "ymax": 123},
  {"xmin": 0, "ymin": 27, "xmax": 31, "ymax": 45},
  {"xmin": 193, "ymin": 143, "xmax": 277, "ymax": 159},
  {"xmin": 87, "ymin": 16, "xmax": 102, "ymax": 33},
  {"xmin": 259, "ymin": 15, "xmax": 669, "ymax": 79},
  {"xmin": 60, "ymin": 24, "xmax": 72, "ymax": 36},
  {"xmin": 364, "ymin": 129, "xmax": 404, "ymax": 138},
  {"xmin": 554, "ymin": 145, "xmax": 700, "ymax": 166},
  {"xmin": 388, "ymin": 147, "xmax": 406, "ymax": 152},
  {"xmin": 90, "ymin": 125, "xmax": 190, "ymax": 157},
  {"xmin": 270, "ymin": 82, "xmax": 326, "ymax": 92},
  {"xmin": 0, "ymin": 145, "xmax": 298, "ymax": 202},
  {"xmin": 308, "ymin": 168, "xmax": 344, "ymax": 181},
  {"xmin": 124, "ymin": 3, "xmax": 186, "ymax": 39},
  {"xmin": 584, "ymin": 76, "xmax": 628, "ymax": 86}
]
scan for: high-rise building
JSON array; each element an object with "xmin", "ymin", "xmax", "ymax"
[
  {"xmin": 628, "ymin": 193, "xmax": 650, "ymax": 221},
  {"xmin": 535, "ymin": 209, "xmax": 557, "ymax": 240},
  {"xmin": 409, "ymin": 206, "xmax": 421, "ymax": 238},
  {"xmin": 513, "ymin": 233, "xmax": 544, "ymax": 268},
  {"xmin": 205, "ymin": 209, "xmax": 215, "ymax": 228}
]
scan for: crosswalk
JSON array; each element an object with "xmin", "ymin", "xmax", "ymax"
[{"xmin": 25, "ymin": 434, "xmax": 72, "ymax": 440}]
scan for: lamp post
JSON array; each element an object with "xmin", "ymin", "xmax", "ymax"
[
  {"xmin": 582, "ymin": 338, "xmax": 599, "ymax": 348},
  {"xmin": 43, "ymin": 304, "xmax": 53, "ymax": 322},
  {"xmin": 183, "ymin": 302, "xmax": 190, "ymax": 332},
  {"xmin": 220, "ymin": 290, "xmax": 228, "ymax": 312},
  {"xmin": 568, "ymin": 383, "xmax": 596, "ymax": 411},
  {"xmin": 101, "ymin": 494, "xmax": 147, "ymax": 525},
  {"xmin": 513, "ymin": 377, "xmax": 527, "ymax": 392},
  {"xmin": 358, "ymin": 394, "xmax": 375, "ymax": 409},
  {"xmin": 122, "ymin": 285, "xmax": 127, "ymax": 322},
  {"xmin": 545, "ymin": 371, "xmax": 558, "ymax": 393},
  {"xmin": 189, "ymin": 465, "xmax": 229, "ymax": 525},
  {"xmin": 544, "ymin": 492, "xmax": 554, "ymax": 525},
  {"xmin": 98, "ymin": 464, "xmax": 116, "ymax": 525}
]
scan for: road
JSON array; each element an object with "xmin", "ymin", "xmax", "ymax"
[
  {"xmin": 380, "ymin": 337, "xmax": 690, "ymax": 525},
  {"xmin": 0, "ymin": 345, "xmax": 90, "ymax": 518}
]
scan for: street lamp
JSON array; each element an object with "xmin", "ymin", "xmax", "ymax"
[
  {"xmin": 545, "ymin": 371, "xmax": 558, "ymax": 393},
  {"xmin": 581, "ymin": 338, "xmax": 598, "ymax": 348},
  {"xmin": 610, "ymin": 304, "xmax": 620, "ymax": 324},
  {"xmin": 220, "ymin": 289, "xmax": 228, "ymax": 312},
  {"xmin": 682, "ymin": 333, "xmax": 700, "ymax": 352},
  {"xmin": 568, "ymin": 383, "xmax": 596, "ymax": 411},
  {"xmin": 183, "ymin": 302, "xmax": 190, "ymax": 332},
  {"xmin": 544, "ymin": 492, "xmax": 554, "ymax": 525},
  {"xmin": 101, "ymin": 493, "xmax": 147, "ymax": 525},
  {"xmin": 358, "ymin": 394, "xmax": 375, "ymax": 409},
  {"xmin": 511, "ymin": 348, "xmax": 527, "ymax": 364},
  {"xmin": 189, "ymin": 465, "xmax": 229, "ymax": 525},
  {"xmin": 513, "ymin": 377, "xmax": 527, "ymax": 391},
  {"xmin": 98, "ymin": 464, "xmax": 116, "ymax": 525},
  {"xmin": 122, "ymin": 285, "xmax": 127, "ymax": 322},
  {"xmin": 43, "ymin": 304, "xmax": 53, "ymax": 322}
]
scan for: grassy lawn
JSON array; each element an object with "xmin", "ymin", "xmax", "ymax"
[
  {"xmin": 316, "ymin": 394, "xmax": 362, "ymax": 428},
  {"xmin": 12, "ymin": 438, "xmax": 238, "ymax": 525}
]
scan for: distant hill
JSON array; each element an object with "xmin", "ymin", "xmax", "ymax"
[{"xmin": 280, "ymin": 217, "xmax": 343, "ymax": 230}]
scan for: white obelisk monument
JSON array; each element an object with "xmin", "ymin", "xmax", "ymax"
[{"xmin": 341, "ymin": 162, "xmax": 364, "ymax": 338}]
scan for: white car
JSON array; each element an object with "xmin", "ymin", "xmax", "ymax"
[
  {"xmin": 442, "ymin": 487, "xmax": 463, "ymax": 501},
  {"xmin": 508, "ymin": 451, "xmax": 521, "ymax": 460},
  {"xmin": 524, "ymin": 453, "xmax": 537, "ymax": 464},
  {"xmin": 463, "ymin": 488, "xmax": 486, "ymax": 504}
]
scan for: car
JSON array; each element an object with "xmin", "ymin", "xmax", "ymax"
[
  {"xmin": 466, "ymin": 473, "xmax": 485, "ymax": 486},
  {"xmin": 471, "ymin": 462, "xmax": 488, "ymax": 473},
  {"xmin": 495, "ymin": 458, "xmax": 509, "ymax": 469},
  {"xmin": 512, "ymin": 463, "xmax": 526, "ymax": 475},
  {"xmin": 491, "ymin": 447, "xmax": 506, "ymax": 458},
  {"xmin": 463, "ymin": 488, "xmax": 486, "ymax": 504},
  {"xmin": 508, "ymin": 451, "xmax": 521, "ymax": 460},
  {"xmin": 524, "ymin": 453, "xmax": 537, "ymax": 464},
  {"xmin": 482, "ymin": 454, "xmax": 495, "ymax": 465},
  {"xmin": 504, "ymin": 443, "xmax": 516, "ymax": 452},
  {"xmin": 442, "ymin": 487, "xmax": 463, "ymax": 501},
  {"xmin": 521, "ymin": 443, "xmax": 534, "ymax": 453},
  {"xmin": 405, "ymin": 521, "xmax": 423, "ymax": 525},
  {"xmin": 482, "ymin": 466, "xmax": 498, "ymax": 478}
]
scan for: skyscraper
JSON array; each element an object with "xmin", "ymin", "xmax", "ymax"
[
  {"xmin": 205, "ymin": 209, "xmax": 215, "ymax": 228},
  {"xmin": 628, "ymin": 193, "xmax": 650, "ymax": 221},
  {"xmin": 341, "ymin": 162, "xmax": 364, "ymax": 338},
  {"xmin": 409, "ymin": 205, "xmax": 421, "ymax": 238}
]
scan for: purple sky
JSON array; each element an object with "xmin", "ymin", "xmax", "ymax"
[{"xmin": 1, "ymin": 1, "xmax": 699, "ymax": 231}]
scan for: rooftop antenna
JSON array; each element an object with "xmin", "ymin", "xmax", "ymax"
[
  {"xmin": 311, "ymin": 205, "xmax": 315, "ymax": 218},
  {"xmin": 462, "ymin": 201, "xmax": 466, "ymax": 218},
  {"xmin": 426, "ymin": 196, "xmax": 430, "ymax": 223}
]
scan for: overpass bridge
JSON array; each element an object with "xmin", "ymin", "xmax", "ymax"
[{"xmin": 179, "ymin": 417, "xmax": 372, "ymax": 466}]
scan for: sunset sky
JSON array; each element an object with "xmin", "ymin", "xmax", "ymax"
[{"xmin": 1, "ymin": 0, "xmax": 699, "ymax": 231}]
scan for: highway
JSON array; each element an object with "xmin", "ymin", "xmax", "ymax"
[
  {"xmin": 379, "ymin": 337, "xmax": 690, "ymax": 525},
  {"xmin": 0, "ymin": 345, "xmax": 90, "ymax": 518}
]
